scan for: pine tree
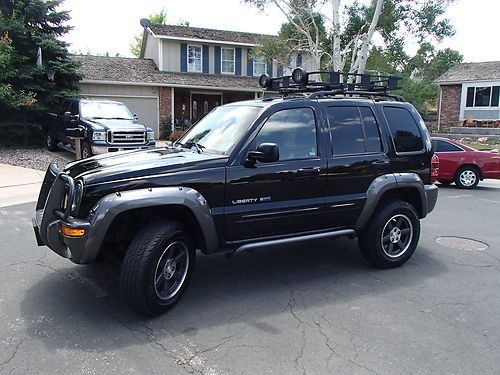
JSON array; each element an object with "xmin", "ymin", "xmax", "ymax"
[{"xmin": 0, "ymin": 0, "xmax": 82, "ymax": 143}]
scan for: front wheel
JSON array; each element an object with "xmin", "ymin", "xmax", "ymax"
[
  {"xmin": 455, "ymin": 166, "xmax": 480, "ymax": 189},
  {"xmin": 81, "ymin": 142, "xmax": 93, "ymax": 159},
  {"xmin": 359, "ymin": 199, "xmax": 420, "ymax": 268},
  {"xmin": 120, "ymin": 220, "xmax": 196, "ymax": 316}
]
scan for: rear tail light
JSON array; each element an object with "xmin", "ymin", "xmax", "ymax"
[{"xmin": 431, "ymin": 153, "xmax": 439, "ymax": 181}]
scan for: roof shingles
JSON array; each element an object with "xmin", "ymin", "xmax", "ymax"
[
  {"xmin": 149, "ymin": 24, "xmax": 273, "ymax": 45},
  {"xmin": 436, "ymin": 61, "xmax": 500, "ymax": 84},
  {"xmin": 72, "ymin": 55, "xmax": 261, "ymax": 91}
]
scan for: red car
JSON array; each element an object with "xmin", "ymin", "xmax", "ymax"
[{"xmin": 431, "ymin": 137, "xmax": 500, "ymax": 189}]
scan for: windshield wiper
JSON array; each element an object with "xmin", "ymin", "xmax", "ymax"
[{"xmin": 179, "ymin": 141, "xmax": 205, "ymax": 153}]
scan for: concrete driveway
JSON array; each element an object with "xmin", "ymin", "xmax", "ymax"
[
  {"xmin": 0, "ymin": 180, "xmax": 499, "ymax": 374},
  {"xmin": 0, "ymin": 164, "xmax": 45, "ymax": 208}
]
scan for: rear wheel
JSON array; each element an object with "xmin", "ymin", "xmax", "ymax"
[
  {"xmin": 359, "ymin": 199, "xmax": 420, "ymax": 268},
  {"xmin": 455, "ymin": 166, "xmax": 480, "ymax": 189},
  {"xmin": 45, "ymin": 133, "xmax": 59, "ymax": 151},
  {"xmin": 120, "ymin": 220, "xmax": 196, "ymax": 316}
]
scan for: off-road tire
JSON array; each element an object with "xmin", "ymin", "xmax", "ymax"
[
  {"xmin": 359, "ymin": 199, "xmax": 420, "ymax": 268},
  {"xmin": 46, "ymin": 133, "xmax": 59, "ymax": 151},
  {"xmin": 81, "ymin": 142, "xmax": 93, "ymax": 159},
  {"xmin": 454, "ymin": 166, "xmax": 480, "ymax": 189},
  {"xmin": 120, "ymin": 220, "xmax": 196, "ymax": 316}
]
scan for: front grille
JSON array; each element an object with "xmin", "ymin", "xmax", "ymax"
[{"xmin": 109, "ymin": 131, "xmax": 146, "ymax": 144}]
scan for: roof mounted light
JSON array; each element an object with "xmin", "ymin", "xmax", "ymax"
[
  {"xmin": 259, "ymin": 74, "xmax": 272, "ymax": 89},
  {"xmin": 292, "ymin": 68, "xmax": 308, "ymax": 84}
]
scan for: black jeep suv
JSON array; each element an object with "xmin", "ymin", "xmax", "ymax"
[{"xmin": 33, "ymin": 69, "xmax": 438, "ymax": 316}]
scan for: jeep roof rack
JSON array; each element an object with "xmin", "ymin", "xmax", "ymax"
[{"xmin": 258, "ymin": 68, "xmax": 405, "ymax": 102}]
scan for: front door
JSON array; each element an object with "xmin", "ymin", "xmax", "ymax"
[
  {"xmin": 225, "ymin": 106, "xmax": 329, "ymax": 242},
  {"xmin": 191, "ymin": 94, "xmax": 220, "ymax": 123}
]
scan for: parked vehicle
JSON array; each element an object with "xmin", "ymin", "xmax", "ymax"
[
  {"xmin": 44, "ymin": 98, "xmax": 156, "ymax": 158},
  {"xmin": 34, "ymin": 69, "xmax": 438, "ymax": 316},
  {"xmin": 431, "ymin": 137, "xmax": 500, "ymax": 189}
]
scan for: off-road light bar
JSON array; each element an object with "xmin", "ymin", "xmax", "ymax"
[{"xmin": 257, "ymin": 68, "xmax": 404, "ymax": 102}]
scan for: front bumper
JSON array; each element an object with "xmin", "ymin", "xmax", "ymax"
[
  {"xmin": 32, "ymin": 163, "xmax": 92, "ymax": 264},
  {"xmin": 91, "ymin": 140, "xmax": 156, "ymax": 155},
  {"xmin": 424, "ymin": 183, "xmax": 438, "ymax": 214}
]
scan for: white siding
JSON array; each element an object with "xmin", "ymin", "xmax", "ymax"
[{"xmin": 143, "ymin": 33, "xmax": 159, "ymax": 66}]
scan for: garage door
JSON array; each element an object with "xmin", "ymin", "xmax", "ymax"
[
  {"xmin": 79, "ymin": 83, "xmax": 160, "ymax": 138},
  {"xmin": 90, "ymin": 96, "xmax": 159, "ymax": 137}
]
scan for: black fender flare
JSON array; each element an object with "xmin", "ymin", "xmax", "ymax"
[
  {"xmin": 355, "ymin": 173, "xmax": 427, "ymax": 230},
  {"xmin": 81, "ymin": 186, "xmax": 218, "ymax": 263}
]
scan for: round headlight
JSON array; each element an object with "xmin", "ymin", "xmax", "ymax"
[
  {"xmin": 292, "ymin": 68, "xmax": 307, "ymax": 84},
  {"xmin": 259, "ymin": 74, "xmax": 271, "ymax": 88}
]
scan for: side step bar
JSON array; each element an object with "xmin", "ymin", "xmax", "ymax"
[{"xmin": 228, "ymin": 229, "xmax": 356, "ymax": 257}]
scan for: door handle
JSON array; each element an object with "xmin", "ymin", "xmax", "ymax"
[
  {"xmin": 371, "ymin": 160, "xmax": 390, "ymax": 165},
  {"xmin": 297, "ymin": 167, "xmax": 321, "ymax": 175}
]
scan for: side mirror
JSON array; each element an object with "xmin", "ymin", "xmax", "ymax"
[
  {"xmin": 66, "ymin": 127, "xmax": 84, "ymax": 138},
  {"xmin": 63, "ymin": 111, "xmax": 71, "ymax": 122},
  {"xmin": 247, "ymin": 143, "xmax": 279, "ymax": 164}
]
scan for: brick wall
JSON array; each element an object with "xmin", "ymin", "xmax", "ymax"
[
  {"xmin": 159, "ymin": 87, "xmax": 172, "ymax": 133},
  {"xmin": 438, "ymin": 84, "xmax": 461, "ymax": 129}
]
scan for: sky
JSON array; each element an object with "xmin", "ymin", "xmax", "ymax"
[{"xmin": 61, "ymin": 0, "xmax": 500, "ymax": 63}]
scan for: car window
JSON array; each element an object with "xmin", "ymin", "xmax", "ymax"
[
  {"xmin": 69, "ymin": 102, "xmax": 79, "ymax": 115},
  {"xmin": 434, "ymin": 140, "xmax": 463, "ymax": 152},
  {"xmin": 383, "ymin": 106, "xmax": 423, "ymax": 153},
  {"xmin": 327, "ymin": 106, "xmax": 382, "ymax": 155},
  {"xmin": 59, "ymin": 101, "xmax": 71, "ymax": 115},
  {"xmin": 254, "ymin": 108, "xmax": 317, "ymax": 161}
]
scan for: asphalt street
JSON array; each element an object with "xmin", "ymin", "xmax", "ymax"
[{"xmin": 1, "ymin": 180, "xmax": 499, "ymax": 374}]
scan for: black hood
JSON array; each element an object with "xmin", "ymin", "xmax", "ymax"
[{"xmin": 64, "ymin": 147, "xmax": 228, "ymax": 185}]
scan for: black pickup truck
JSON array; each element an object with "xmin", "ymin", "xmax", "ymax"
[
  {"xmin": 34, "ymin": 69, "xmax": 438, "ymax": 316},
  {"xmin": 44, "ymin": 98, "xmax": 156, "ymax": 158}
]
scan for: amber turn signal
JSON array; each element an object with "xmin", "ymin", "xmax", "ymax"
[{"xmin": 59, "ymin": 224, "xmax": 85, "ymax": 237}]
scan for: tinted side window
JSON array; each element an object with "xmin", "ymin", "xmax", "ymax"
[
  {"xmin": 255, "ymin": 108, "xmax": 317, "ymax": 161},
  {"xmin": 383, "ymin": 107, "xmax": 423, "ymax": 153},
  {"xmin": 328, "ymin": 107, "xmax": 365, "ymax": 155},
  {"xmin": 435, "ymin": 140, "xmax": 463, "ymax": 152},
  {"xmin": 359, "ymin": 107, "xmax": 382, "ymax": 153}
]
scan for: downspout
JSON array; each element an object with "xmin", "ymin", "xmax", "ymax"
[{"xmin": 437, "ymin": 87, "xmax": 442, "ymax": 132}]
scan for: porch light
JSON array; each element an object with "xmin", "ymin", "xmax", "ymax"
[{"xmin": 47, "ymin": 68, "xmax": 55, "ymax": 82}]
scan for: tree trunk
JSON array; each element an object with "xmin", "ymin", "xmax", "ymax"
[
  {"xmin": 331, "ymin": 0, "xmax": 342, "ymax": 71},
  {"xmin": 351, "ymin": 0, "xmax": 384, "ymax": 75}
]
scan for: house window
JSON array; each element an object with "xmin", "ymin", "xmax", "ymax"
[
  {"xmin": 253, "ymin": 56, "xmax": 266, "ymax": 76},
  {"xmin": 465, "ymin": 86, "xmax": 500, "ymax": 107},
  {"xmin": 221, "ymin": 48, "xmax": 235, "ymax": 74},
  {"xmin": 188, "ymin": 45, "xmax": 202, "ymax": 72}
]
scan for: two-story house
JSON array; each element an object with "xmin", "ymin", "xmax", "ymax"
[{"xmin": 74, "ymin": 23, "xmax": 312, "ymax": 138}]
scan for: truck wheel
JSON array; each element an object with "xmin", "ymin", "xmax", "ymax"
[
  {"xmin": 120, "ymin": 220, "xmax": 196, "ymax": 316},
  {"xmin": 46, "ymin": 133, "xmax": 59, "ymax": 151},
  {"xmin": 454, "ymin": 166, "xmax": 480, "ymax": 189},
  {"xmin": 358, "ymin": 199, "xmax": 420, "ymax": 268},
  {"xmin": 81, "ymin": 142, "xmax": 93, "ymax": 159}
]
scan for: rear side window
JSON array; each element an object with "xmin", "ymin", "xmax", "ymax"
[
  {"xmin": 327, "ymin": 106, "xmax": 382, "ymax": 155},
  {"xmin": 383, "ymin": 107, "xmax": 423, "ymax": 153},
  {"xmin": 433, "ymin": 140, "xmax": 463, "ymax": 152}
]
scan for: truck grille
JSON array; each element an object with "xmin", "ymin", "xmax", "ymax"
[{"xmin": 108, "ymin": 131, "xmax": 146, "ymax": 144}]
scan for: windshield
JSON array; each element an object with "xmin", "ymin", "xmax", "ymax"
[
  {"xmin": 177, "ymin": 105, "xmax": 261, "ymax": 154},
  {"xmin": 80, "ymin": 101, "xmax": 134, "ymax": 120}
]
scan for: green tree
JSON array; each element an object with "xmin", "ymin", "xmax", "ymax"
[
  {"xmin": 130, "ymin": 9, "xmax": 167, "ymax": 57},
  {"xmin": 0, "ymin": 0, "xmax": 81, "ymax": 142}
]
